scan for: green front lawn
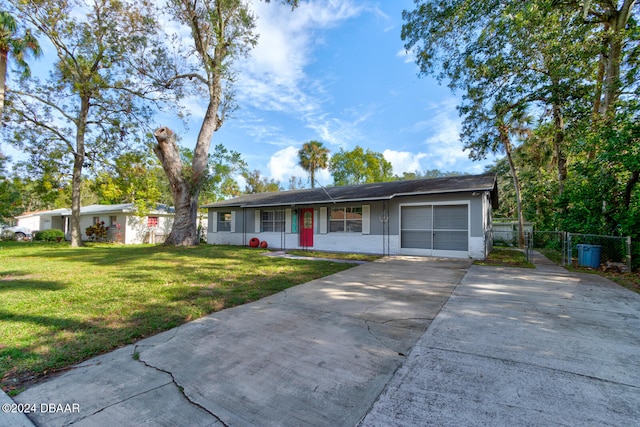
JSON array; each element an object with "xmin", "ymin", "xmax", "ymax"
[{"xmin": 0, "ymin": 242, "xmax": 355, "ymax": 393}]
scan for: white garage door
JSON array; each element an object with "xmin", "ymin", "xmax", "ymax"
[{"xmin": 400, "ymin": 204, "xmax": 469, "ymax": 258}]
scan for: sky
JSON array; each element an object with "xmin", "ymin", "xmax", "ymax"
[
  {"xmin": 3, "ymin": 0, "xmax": 498, "ymax": 189},
  {"xmin": 173, "ymin": 0, "xmax": 498, "ymax": 188}
]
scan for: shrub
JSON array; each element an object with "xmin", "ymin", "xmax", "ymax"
[
  {"xmin": 34, "ymin": 229, "xmax": 66, "ymax": 242},
  {"xmin": 86, "ymin": 222, "xmax": 107, "ymax": 241}
]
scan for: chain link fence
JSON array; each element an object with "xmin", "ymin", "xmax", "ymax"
[
  {"xmin": 492, "ymin": 226, "xmax": 632, "ymax": 272},
  {"xmin": 566, "ymin": 233, "xmax": 632, "ymax": 272}
]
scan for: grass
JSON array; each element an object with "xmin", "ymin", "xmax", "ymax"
[
  {"xmin": 475, "ymin": 248, "xmax": 534, "ymax": 268},
  {"xmin": 285, "ymin": 249, "xmax": 381, "ymax": 262},
  {"xmin": 531, "ymin": 248, "xmax": 639, "ymax": 294},
  {"xmin": 0, "ymin": 241, "xmax": 355, "ymax": 393}
]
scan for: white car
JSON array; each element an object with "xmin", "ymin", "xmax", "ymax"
[{"xmin": 2, "ymin": 226, "xmax": 32, "ymax": 240}]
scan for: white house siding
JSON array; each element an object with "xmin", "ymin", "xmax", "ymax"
[
  {"xmin": 16, "ymin": 216, "xmax": 41, "ymax": 232},
  {"xmin": 74, "ymin": 213, "xmax": 172, "ymax": 244},
  {"xmin": 125, "ymin": 215, "xmax": 173, "ymax": 244},
  {"xmin": 469, "ymin": 236, "xmax": 486, "ymax": 259}
]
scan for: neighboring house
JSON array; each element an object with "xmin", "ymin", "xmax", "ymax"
[
  {"xmin": 203, "ymin": 173, "xmax": 498, "ymax": 259},
  {"xmin": 492, "ymin": 219, "xmax": 534, "ymax": 246},
  {"xmin": 61, "ymin": 204, "xmax": 175, "ymax": 244},
  {"xmin": 15, "ymin": 208, "xmax": 71, "ymax": 233}
]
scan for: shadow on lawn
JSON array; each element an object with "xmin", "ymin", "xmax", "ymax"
[
  {"xmin": 0, "ymin": 271, "xmax": 66, "ymax": 292},
  {"xmin": 13, "ymin": 243, "xmax": 256, "ymax": 265}
]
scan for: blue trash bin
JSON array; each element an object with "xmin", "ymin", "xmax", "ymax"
[
  {"xmin": 577, "ymin": 244, "xmax": 602, "ymax": 268},
  {"xmin": 576, "ymin": 244, "xmax": 587, "ymax": 266}
]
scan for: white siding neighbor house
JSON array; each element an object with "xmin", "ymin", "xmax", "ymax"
[
  {"xmin": 62, "ymin": 203, "xmax": 175, "ymax": 244},
  {"xmin": 15, "ymin": 208, "xmax": 70, "ymax": 234},
  {"xmin": 203, "ymin": 174, "xmax": 498, "ymax": 259}
]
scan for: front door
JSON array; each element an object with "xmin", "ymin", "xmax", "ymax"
[{"xmin": 299, "ymin": 208, "xmax": 314, "ymax": 247}]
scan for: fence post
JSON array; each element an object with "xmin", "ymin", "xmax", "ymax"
[
  {"xmin": 627, "ymin": 236, "xmax": 632, "ymax": 272},
  {"xmin": 566, "ymin": 233, "xmax": 572, "ymax": 267}
]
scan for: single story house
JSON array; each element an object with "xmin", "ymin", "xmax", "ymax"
[
  {"xmin": 15, "ymin": 208, "xmax": 71, "ymax": 233},
  {"xmin": 62, "ymin": 203, "xmax": 175, "ymax": 244},
  {"xmin": 203, "ymin": 173, "xmax": 498, "ymax": 259}
]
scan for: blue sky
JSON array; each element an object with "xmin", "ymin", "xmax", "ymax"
[
  {"xmin": 3, "ymin": 0, "xmax": 498, "ymax": 188},
  {"xmin": 175, "ymin": 0, "xmax": 497, "ymax": 187}
]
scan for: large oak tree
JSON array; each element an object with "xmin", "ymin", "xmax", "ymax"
[{"xmin": 153, "ymin": 0, "xmax": 297, "ymax": 246}]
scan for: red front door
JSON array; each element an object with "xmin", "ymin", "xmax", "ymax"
[{"xmin": 299, "ymin": 208, "xmax": 314, "ymax": 247}]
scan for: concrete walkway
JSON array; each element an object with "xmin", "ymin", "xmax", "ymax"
[
  {"xmin": 361, "ymin": 252, "xmax": 640, "ymax": 426},
  {"xmin": 4, "ymin": 253, "xmax": 640, "ymax": 426}
]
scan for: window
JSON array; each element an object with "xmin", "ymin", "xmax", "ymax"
[
  {"xmin": 110, "ymin": 216, "xmax": 117, "ymax": 226},
  {"xmin": 217, "ymin": 212, "xmax": 232, "ymax": 232},
  {"xmin": 329, "ymin": 207, "xmax": 362, "ymax": 233},
  {"xmin": 261, "ymin": 210, "xmax": 285, "ymax": 232},
  {"xmin": 148, "ymin": 216, "xmax": 159, "ymax": 228},
  {"xmin": 93, "ymin": 216, "xmax": 100, "ymax": 225}
]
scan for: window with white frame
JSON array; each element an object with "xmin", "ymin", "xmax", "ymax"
[
  {"xmin": 329, "ymin": 207, "xmax": 363, "ymax": 232},
  {"xmin": 217, "ymin": 212, "xmax": 232, "ymax": 232},
  {"xmin": 261, "ymin": 210, "xmax": 285, "ymax": 232}
]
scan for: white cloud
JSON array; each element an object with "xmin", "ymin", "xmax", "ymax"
[
  {"xmin": 383, "ymin": 150, "xmax": 428, "ymax": 176},
  {"xmin": 396, "ymin": 48, "xmax": 415, "ymax": 64},
  {"xmin": 267, "ymin": 146, "xmax": 306, "ymax": 182},
  {"xmin": 410, "ymin": 99, "xmax": 471, "ymax": 172},
  {"xmin": 238, "ymin": 0, "xmax": 363, "ymax": 111}
]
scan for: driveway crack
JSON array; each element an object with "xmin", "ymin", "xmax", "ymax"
[{"xmin": 133, "ymin": 345, "xmax": 229, "ymax": 427}]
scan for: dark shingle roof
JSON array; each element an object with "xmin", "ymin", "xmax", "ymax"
[{"xmin": 203, "ymin": 173, "xmax": 498, "ymax": 208}]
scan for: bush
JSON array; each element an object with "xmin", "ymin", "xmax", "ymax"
[
  {"xmin": 86, "ymin": 221, "xmax": 107, "ymax": 241},
  {"xmin": 34, "ymin": 229, "xmax": 66, "ymax": 242}
]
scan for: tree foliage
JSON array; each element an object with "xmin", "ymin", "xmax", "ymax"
[
  {"xmin": 4, "ymin": 0, "xmax": 166, "ymax": 246},
  {"xmin": 329, "ymin": 146, "xmax": 393, "ymax": 186},
  {"xmin": 0, "ymin": 9, "xmax": 41, "ymax": 120},
  {"xmin": 242, "ymin": 169, "xmax": 280, "ymax": 194},
  {"xmin": 403, "ymin": 0, "xmax": 640, "ymax": 259},
  {"xmin": 298, "ymin": 140, "xmax": 329, "ymax": 188}
]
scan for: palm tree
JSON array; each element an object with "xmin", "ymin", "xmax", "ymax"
[
  {"xmin": 0, "ymin": 10, "xmax": 41, "ymax": 120},
  {"xmin": 298, "ymin": 140, "xmax": 329, "ymax": 189},
  {"xmin": 495, "ymin": 102, "xmax": 532, "ymax": 249}
]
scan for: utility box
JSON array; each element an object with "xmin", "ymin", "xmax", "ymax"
[{"xmin": 577, "ymin": 244, "xmax": 602, "ymax": 268}]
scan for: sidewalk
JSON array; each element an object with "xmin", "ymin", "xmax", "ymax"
[{"xmin": 360, "ymin": 252, "xmax": 640, "ymax": 426}]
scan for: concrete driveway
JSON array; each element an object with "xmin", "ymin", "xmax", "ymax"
[
  {"xmin": 361, "ymin": 253, "xmax": 640, "ymax": 426},
  {"xmin": 9, "ymin": 256, "xmax": 470, "ymax": 427},
  {"xmin": 6, "ymin": 253, "xmax": 640, "ymax": 426}
]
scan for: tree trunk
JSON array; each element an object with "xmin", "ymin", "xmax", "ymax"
[
  {"xmin": 69, "ymin": 96, "xmax": 90, "ymax": 248},
  {"xmin": 500, "ymin": 126, "xmax": 525, "ymax": 248},
  {"xmin": 552, "ymin": 102, "xmax": 567, "ymax": 195},
  {"xmin": 0, "ymin": 49, "xmax": 6, "ymax": 121},
  {"xmin": 153, "ymin": 126, "xmax": 200, "ymax": 246},
  {"xmin": 595, "ymin": 0, "xmax": 636, "ymax": 118}
]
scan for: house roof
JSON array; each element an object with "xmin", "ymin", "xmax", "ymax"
[
  {"xmin": 15, "ymin": 208, "xmax": 71, "ymax": 219},
  {"xmin": 60, "ymin": 203, "xmax": 175, "ymax": 216},
  {"xmin": 203, "ymin": 173, "xmax": 498, "ymax": 209}
]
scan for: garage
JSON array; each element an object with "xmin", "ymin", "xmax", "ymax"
[{"xmin": 400, "ymin": 203, "xmax": 469, "ymax": 258}]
